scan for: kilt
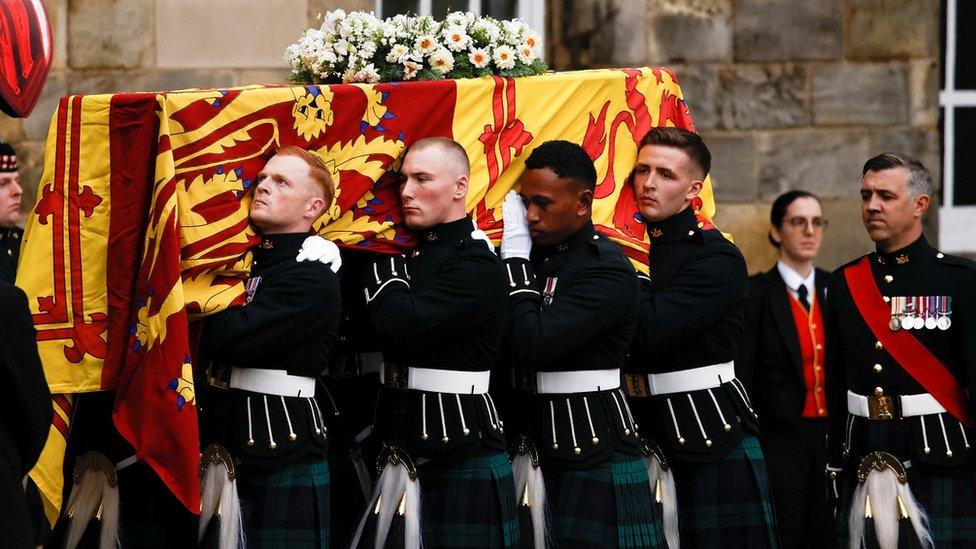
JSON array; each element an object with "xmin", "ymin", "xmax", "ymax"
[
  {"xmin": 670, "ymin": 435, "xmax": 777, "ymax": 548},
  {"xmin": 417, "ymin": 451, "xmax": 521, "ymax": 548},
  {"xmin": 838, "ymin": 419, "xmax": 976, "ymax": 547},
  {"xmin": 328, "ymin": 441, "xmax": 369, "ymax": 548},
  {"xmin": 116, "ymin": 461, "xmax": 198, "ymax": 548},
  {"xmin": 544, "ymin": 452, "xmax": 666, "ymax": 548},
  {"xmin": 237, "ymin": 457, "xmax": 331, "ymax": 548}
]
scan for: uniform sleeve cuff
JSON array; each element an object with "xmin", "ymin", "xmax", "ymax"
[{"xmin": 503, "ymin": 257, "xmax": 538, "ymax": 297}]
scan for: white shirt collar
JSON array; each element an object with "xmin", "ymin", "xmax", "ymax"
[{"xmin": 777, "ymin": 260, "xmax": 815, "ymax": 299}]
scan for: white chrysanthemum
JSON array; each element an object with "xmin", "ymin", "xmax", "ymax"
[
  {"xmin": 442, "ymin": 25, "xmax": 471, "ymax": 52},
  {"xmin": 492, "ymin": 45, "xmax": 516, "ymax": 69},
  {"xmin": 472, "ymin": 19, "xmax": 501, "ymax": 42},
  {"xmin": 386, "ymin": 43, "xmax": 410, "ymax": 63},
  {"xmin": 517, "ymin": 43, "xmax": 535, "ymax": 64},
  {"xmin": 429, "ymin": 48, "xmax": 454, "ymax": 74},
  {"xmin": 501, "ymin": 20, "xmax": 521, "ymax": 37},
  {"xmin": 402, "ymin": 60, "xmax": 422, "ymax": 80},
  {"xmin": 445, "ymin": 11, "xmax": 469, "ymax": 28},
  {"xmin": 523, "ymin": 30, "xmax": 541, "ymax": 51},
  {"xmin": 468, "ymin": 47, "xmax": 490, "ymax": 69},
  {"xmin": 414, "ymin": 34, "xmax": 438, "ymax": 56},
  {"xmin": 356, "ymin": 63, "xmax": 381, "ymax": 83}
]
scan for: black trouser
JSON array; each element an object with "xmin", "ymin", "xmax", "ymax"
[{"xmin": 761, "ymin": 418, "xmax": 837, "ymax": 549}]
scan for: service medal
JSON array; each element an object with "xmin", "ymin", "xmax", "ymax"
[
  {"xmin": 913, "ymin": 315, "xmax": 925, "ymax": 330},
  {"xmin": 938, "ymin": 316, "xmax": 951, "ymax": 330},
  {"xmin": 889, "ymin": 316, "xmax": 901, "ymax": 331}
]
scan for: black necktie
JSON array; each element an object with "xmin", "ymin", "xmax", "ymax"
[{"xmin": 797, "ymin": 284, "xmax": 810, "ymax": 311}]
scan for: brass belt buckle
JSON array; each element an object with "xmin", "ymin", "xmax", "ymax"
[
  {"xmin": 624, "ymin": 373, "xmax": 651, "ymax": 398},
  {"xmin": 206, "ymin": 362, "xmax": 231, "ymax": 390},
  {"xmin": 867, "ymin": 395, "xmax": 895, "ymax": 420},
  {"xmin": 383, "ymin": 362, "xmax": 408, "ymax": 389}
]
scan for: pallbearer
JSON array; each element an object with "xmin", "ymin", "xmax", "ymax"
[
  {"xmin": 501, "ymin": 140, "xmax": 665, "ymax": 548},
  {"xmin": 825, "ymin": 153, "xmax": 976, "ymax": 548},
  {"xmin": 624, "ymin": 127, "xmax": 778, "ymax": 548},
  {"xmin": 350, "ymin": 137, "xmax": 519, "ymax": 549}
]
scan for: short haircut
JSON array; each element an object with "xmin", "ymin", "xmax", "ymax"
[
  {"xmin": 523, "ymin": 140, "xmax": 597, "ymax": 191},
  {"xmin": 638, "ymin": 127, "xmax": 711, "ymax": 179},
  {"xmin": 768, "ymin": 190, "xmax": 821, "ymax": 248},
  {"xmin": 407, "ymin": 136, "xmax": 471, "ymax": 178},
  {"xmin": 274, "ymin": 146, "xmax": 335, "ymax": 209},
  {"xmin": 861, "ymin": 152, "xmax": 932, "ymax": 198}
]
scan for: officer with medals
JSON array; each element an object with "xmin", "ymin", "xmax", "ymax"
[
  {"xmin": 623, "ymin": 127, "xmax": 778, "ymax": 547},
  {"xmin": 824, "ymin": 153, "xmax": 976, "ymax": 548},
  {"xmin": 0, "ymin": 141, "xmax": 24, "ymax": 284},
  {"xmin": 501, "ymin": 140, "xmax": 665, "ymax": 548},
  {"xmin": 350, "ymin": 137, "xmax": 518, "ymax": 549},
  {"xmin": 199, "ymin": 146, "xmax": 343, "ymax": 547}
]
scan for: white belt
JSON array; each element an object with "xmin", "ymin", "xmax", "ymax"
[
  {"xmin": 847, "ymin": 390, "xmax": 946, "ymax": 418},
  {"xmin": 383, "ymin": 367, "xmax": 491, "ymax": 394},
  {"xmin": 535, "ymin": 368, "xmax": 621, "ymax": 394},
  {"xmin": 647, "ymin": 362, "xmax": 736, "ymax": 395},
  {"xmin": 230, "ymin": 367, "xmax": 317, "ymax": 397}
]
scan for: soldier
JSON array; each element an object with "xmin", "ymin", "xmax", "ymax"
[
  {"xmin": 198, "ymin": 145, "xmax": 343, "ymax": 547},
  {"xmin": 739, "ymin": 190, "xmax": 835, "ymax": 548},
  {"xmin": 0, "ymin": 279, "xmax": 51, "ymax": 549},
  {"xmin": 0, "ymin": 140, "xmax": 24, "ymax": 284},
  {"xmin": 350, "ymin": 137, "xmax": 518, "ymax": 548},
  {"xmin": 501, "ymin": 140, "xmax": 665, "ymax": 548},
  {"xmin": 824, "ymin": 153, "xmax": 976, "ymax": 548},
  {"xmin": 623, "ymin": 127, "xmax": 777, "ymax": 547}
]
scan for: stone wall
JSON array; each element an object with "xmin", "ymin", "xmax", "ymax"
[
  {"xmin": 2, "ymin": 0, "xmax": 941, "ymax": 273},
  {"xmin": 551, "ymin": 0, "xmax": 942, "ymax": 272}
]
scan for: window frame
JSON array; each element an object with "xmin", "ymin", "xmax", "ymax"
[{"xmin": 939, "ymin": 0, "xmax": 976, "ymax": 253}]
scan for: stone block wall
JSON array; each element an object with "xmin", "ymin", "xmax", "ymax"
[
  {"xmin": 2, "ymin": 0, "xmax": 941, "ymax": 273},
  {"xmin": 550, "ymin": 0, "xmax": 942, "ymax": 272}
]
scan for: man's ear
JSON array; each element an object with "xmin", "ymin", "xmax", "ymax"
[
  {"xmin": 454, "ymin": 174, "xmax": 469, "ymax": 200},
  {"xmin": 914, "ymin": 194, "xmax": 930, "ymax": 219},
  {"xmin": 305, "ymin": 196, "xmax": 326, "ymax": 220},
  {"xmin": 686, "ymin": 178, "xmax": 703, "ymax": 202},
  {"xmin": 577, "ymin": 187, "xmax": 593, "ymax": 216}
]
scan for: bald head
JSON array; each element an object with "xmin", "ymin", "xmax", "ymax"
[{"xmin": 408, "ymin": 136, "xmax": 470, "ymax": 179}]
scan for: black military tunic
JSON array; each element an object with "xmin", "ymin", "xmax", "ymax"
[
  {"xmin": 361, "ymin": 216, "xmax": 518, "ymax": 548},
  {"xmin": 625, "ymin": 206, "xmax": 777, "ymax": 548},
  {"xmin": 825, "ymin": 235, "xmax": 976, "ymax": 546},
  {"xmin": 505, "ymin": 221, "xmax": 642, "ymax": 468},
  {"xmin": 200, "ymin": 232, "xmax": 340, "ymax": 466},
  {"xmin": 504, "ymin": 221, "xmax": 663, "ymax": 548},
  {"xmin": 366, "ymin": 216, "xmax": 508, "ymax": 461},
  {"xmin": 0, "ymin": 226, "xmax": 22, "ymax": 283}
]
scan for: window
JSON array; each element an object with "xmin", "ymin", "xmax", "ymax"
[
  {"xmin": 375, "ymin": 0, "xmax": 546, "ymax": 47},
  {"xmin": 939, "ymin": 0, "xmax": 976, "ymax": 252}
]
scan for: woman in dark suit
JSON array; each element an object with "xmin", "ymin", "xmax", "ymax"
[{"xmin": 739, "ymin": 190, "xmax": 837, "ymax": 548}]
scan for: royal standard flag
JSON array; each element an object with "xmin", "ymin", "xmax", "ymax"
[{"xmin": 19, "ymin": 67, "xmax": 717, "ymax": 520}]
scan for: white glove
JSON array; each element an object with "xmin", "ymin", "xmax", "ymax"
[
  {"xmin": 296, "ymin": 235, "xmax": 343, "ymax": 273},
  {"xmin": 470, "ymin": 218, "xmax": 495, "ymax": 254},
  {"xmin": 500, "ymin": 190, "xmax": 531, "ymax": 260}
]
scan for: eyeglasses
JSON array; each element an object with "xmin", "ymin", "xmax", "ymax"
[{"xmin": 786, "ymin": 217, "xmax": 828, "ymax": 230}]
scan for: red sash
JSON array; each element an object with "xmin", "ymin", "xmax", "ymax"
[{"xmin": 845, "ymin": 257, "xmax": 973, "ymax": 426}]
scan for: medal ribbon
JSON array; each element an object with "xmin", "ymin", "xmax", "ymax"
[{"xmin": 845, "ymin": 257, "xmax": 972, "ymax": 426}]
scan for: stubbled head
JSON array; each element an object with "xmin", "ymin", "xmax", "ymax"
[{"xmin": 398, "ymin": 137, "xmax": 470, "ymax": 230}]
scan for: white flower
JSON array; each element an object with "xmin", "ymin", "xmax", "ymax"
[
  {"xmin": 402, "ymin": 60, "xmax": 422, "ymax": 80},
  {"xmin": 445, "ymin": 11, "xmax": 470, "ymax": 28},
  {"xmin": 517, "ymin": 43, "xmax": 535, "ymax": 64},
  {"xmin": 523, "ymin": 30, "xmax": 541, "ymax": 51},
  {"xmin": 442, "ymin": 25, "xmax": 471, "ymax": 52},
  {"xmin": 386, "ymin": 43, "xmax": 410, "ymax": 63},
  {"xmin": 492, "ymin": 45, "xmax": 516, "ymax": 69},
  {"xmin": 320, "ymin": 9, "xmax": 346, "ymax": 32},
  {"xmin": 359, "ymin": 40, "xmax": 377, "ymax": 60},
  {"xmin": 472, "ymin": 19, "xmax": 501, "ymax": 42},
  {"xmin": 468, "ymin": 47, "xmax": 490, "ymax": 69},
  {"xmin": 429, "ymin": 48, "xmax": 454, "ymax": 74},
  {"xmin": 502, "ymin": 20, "xmax": 521, "ymax": 37},
  {"xmin": 356, "ymin": 63, "xmax": 381, "ymax": 83},
  {"xmin": 333, "ymin": 38, "xmax": 350, "ymax": 55},
  {"xmin": 414, "ymin": 34, "xmax": 437, "ymax": 56}
]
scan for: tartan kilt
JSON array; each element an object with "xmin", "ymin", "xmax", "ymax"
[
  {"xmin": 417, "ymin": 451, "xmax": 521, "ymax": 548},
  {"xmin": 544, "ymin": 451, "xmax": 666, "ymax": 548},
  {"xmin": 237, "ymin": 457, "xmax": 331, "ymax": 548},
  {"xmin": 838, "ymin": 420, "xmax": 976, "ymax": 547},
  {"xmin": 670, "ymin": 435, "xmax": 778, "ymax": 548}
]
